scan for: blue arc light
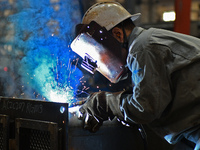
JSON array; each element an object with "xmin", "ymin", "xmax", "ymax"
[{"xmin": 8, "ymin": 0, "xmax": 83, "ymax": 104}]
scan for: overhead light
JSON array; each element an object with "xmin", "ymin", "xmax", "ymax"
[{"xmin": 163, "ymin": 11, "xmax": 176, "ymax": 22}]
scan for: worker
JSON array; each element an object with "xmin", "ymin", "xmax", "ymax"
[{"xmin": 75, "ymin": 2, "xmax": 200, "ymax": 150}]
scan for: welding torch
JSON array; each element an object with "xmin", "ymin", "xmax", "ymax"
[{"xmin": 68, "ymin": 99, "xmax": 87, "ymax": 108}]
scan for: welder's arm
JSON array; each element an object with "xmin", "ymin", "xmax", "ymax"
[
  {"xmin": 78, "ymin": 45, "xmax": 172, "ymax": 131},
  {"xmin": 120, "ymin": 45, "xmax": 172, "ymax": 124},
  {"xmin": 78, "ymin": 91, "xmax": 124, "ymax": 132}
]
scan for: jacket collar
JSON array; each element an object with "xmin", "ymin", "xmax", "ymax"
[{"xmin": 128, "ymin": 27, "xmax": 144, "ymax": 48}]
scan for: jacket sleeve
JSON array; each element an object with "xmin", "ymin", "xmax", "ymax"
[{"xmin": 120, "ymin": 44, "xmax": 172, "ymax": 124}]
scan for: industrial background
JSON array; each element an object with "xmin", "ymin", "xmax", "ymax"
[{"xmin": 0, "ymin": 0, "xmax": 198, "ymax": 150}]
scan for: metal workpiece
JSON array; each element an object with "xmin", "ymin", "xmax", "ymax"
[
  {"xmin": 68, "ymin": 113, "xmax": 143, "ymax": 150},
  {"xmin": 0, "ymin": 97, "xmax": 68, "ymax": 150},
  {"xmin": 68, "ymin": 109, "xmax": 174, "ymax": 150},
  {"xmin": 0, "ymin": 97, "xmax": 175, "ymax": 150}
]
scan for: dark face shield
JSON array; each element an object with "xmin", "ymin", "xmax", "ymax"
[{"xmin": 70, "ymin": 21, "xmax": 126, "ymax": 83}]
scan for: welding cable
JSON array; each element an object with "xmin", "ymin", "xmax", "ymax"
[
  {"xmin": 118, "ymin": 119, "xmax": 148, "ymax": 150},
  {"xmin": 137, "ymin": 124, "xmax": 148, "ymax": 150},
  {"xmin": 125, "ymin": 123, "xmax": 148, "ymax": 150}
]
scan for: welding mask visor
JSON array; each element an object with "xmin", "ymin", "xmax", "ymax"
[{"xmin": 70, "ymin": 21, "xmax": 127, "ymax": 83}]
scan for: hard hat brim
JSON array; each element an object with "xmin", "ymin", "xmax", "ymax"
[{"xmin": 130, "ymin": 13, "xmax": 141, "ymax": 22}]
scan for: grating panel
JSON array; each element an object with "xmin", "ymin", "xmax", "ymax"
[
  {"xmin": 16, "ymin": 118, "xmax": 58, "ymax": 150},
  {"xmin": 19, "ymin": 127, "xmax": 51, "ymax": 150},
  {"xmin": 0, "ymin": 114, "xmax": 8, "ymax": 150},
  {"xmin": 30, "ymin": 129, "xmax": 51, "ymax": 149},
  {"xmin": 0, "ymin": 123, "xmax": 4, "ymax": 149}
]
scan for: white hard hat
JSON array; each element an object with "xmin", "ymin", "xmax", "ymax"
[{"xmin": 82, "ymin": 2, "xmax": 141, "ymax": 31}]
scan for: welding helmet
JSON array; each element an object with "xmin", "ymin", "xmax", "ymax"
[
  {"xmin": 82, "ymin": 2, "xmax": 141, "ymax": 31},
  {"xmin": 70, "ymin": 21, "xmax": 127, "ymax": 83}
]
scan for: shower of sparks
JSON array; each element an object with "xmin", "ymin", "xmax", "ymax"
[
  {"xmin": 4, "ymin": 0, "xmax": 87, "ymax": 104},
  {"xmin": 41, "ymin": 56, "xmax": 90, "ymax": 103}
]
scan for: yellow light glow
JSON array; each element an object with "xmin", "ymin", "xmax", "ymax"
[{"xmin": 163, "ymin": 11, "xmax": 176, "ymax": 22}]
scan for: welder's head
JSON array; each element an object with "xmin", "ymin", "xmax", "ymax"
[
  {"xmin": 82, "ymin": 2, "xmax": 141, "ymax": 31},
  {"xmin": 70, "ymin": 2, "xmax": 140, "ymax": 83},
  {"xmin": 82, "ymin": 2, "xmax": 140, "ymax": 58}
]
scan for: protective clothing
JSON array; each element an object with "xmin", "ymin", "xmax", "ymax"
[
  {"xmin": 79, "ymin": 26, "xmax": 200, "ymax": 147},
  {"xmin": 124, "ymin": 27, "xmax": 200, "ymax": 145},
  {"xmin": 82, "ymin": 2, "xmax": 141, "ymax": 31}
]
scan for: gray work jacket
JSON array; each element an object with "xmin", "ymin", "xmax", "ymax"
[{"xmin": 120, "ymin": 27, "xmax": 200, "ymax": 144}]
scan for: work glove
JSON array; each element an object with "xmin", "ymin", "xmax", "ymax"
[{"xmin": 78, "ymin": 91, "xmax": 124, "ymax": 133}]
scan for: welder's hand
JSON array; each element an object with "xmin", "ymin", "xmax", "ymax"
[
  {"xmin": 78, "ymin": 91, "xmax": 125, "ymax": 132},
  {"xmin": 78, "ymin": 106, "xmax": 103, "ymax": 133}
]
